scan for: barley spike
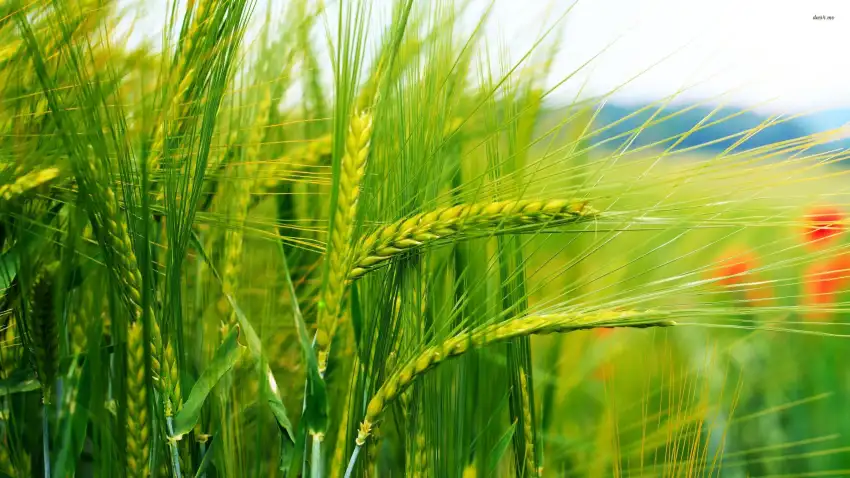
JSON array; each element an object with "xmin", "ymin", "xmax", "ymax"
[
  {"xmin": 315, "ymin": 110, "xmax": 373, "ymax": 373},
  {"xmin": 355, "ymin": 310, "xmax": 675, "ymax": 444},
  {"xmin": 348, "ymin": 199, "xmax": 597, "ymax": 280},
  {"xmin": 126, "ymin": 322, "xmax": 151, "ymax": 477},
  {"xmin": 0, "ymin": 167, "xmax": 59, "ymax": 205},
  {"xmin": 29, "ymin": 269, "xmax": 59, "ymax": 405}
]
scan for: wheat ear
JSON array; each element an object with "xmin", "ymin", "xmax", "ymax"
[
  {"xmin": 355, "ymin": 310, "xmax": 675, "ymax": 444},
  {"xmin": 69, "ymin": 287, "xmax": 94, "ymax": 355},
  {"xmin": 0, "ymin": 321, "xmax": 21, "ymax": 380},
  {"xmin": 256, "ymin": 134, "xmax": 331, "ymax": 195},
  {"xmin": 518, "ymin": 369, "xmax": 536, "ymax": 477},
  {"xmin": 163, "ymin": 341, "xmax": 182, "ymax": 415},
  {"xmin": 79, "ymin": 151, "xmax": 164, "ymax": 391},
  {"xmin": 29, "ymin": 269, "xmax": 58, "ymax": 405},
  {"xmin": 315, "ymin": 110, "xmax": 373, "ymax": 374},
  {"xmin": 217, "ymin": 89, "xmax": 269, "ymax": 330},
  {"xmin": 348, "ymin": 199, "xmax": 597, "ymax": 280},
  {"xmin": 0, "ymin": 167, "xmax": 59, "ymax": 204},
  {"xmin": 126, "ymin": 322, "xmax": 151, "ymax": 477}
]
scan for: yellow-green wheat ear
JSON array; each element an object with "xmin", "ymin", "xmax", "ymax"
[
  {"xmin": 348, "ymin": 199, "xmax": 597, "ymax": 280},
  {"xmin": 163, "ymin": 340, "xmax": 182, "ymax": 415},
  {"xmin": 0, "ymin": 167, "xmax": 59, "ymax": 206},
  {"xmin": 315, "ymin": 109, "xmax": 374, "ymax": 374},
  {"xmin": 355, "ymin": 310, "xmax": 674, "ymax": 445},
  {"xmin": 29, "ymin": 267, "xmax": 59, "ymax": 405},
  {"xmin": 126, "ymin": 322, "xmax": 151, "ymax": 477}
]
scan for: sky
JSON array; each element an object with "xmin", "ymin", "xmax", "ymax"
[
  {"xmin": 129, "ymin": 0, "xmax": 850, "ymax": 116},
  {"xmin": 473, "ymin": 0, "xmax": 850, "ymax": 115}
]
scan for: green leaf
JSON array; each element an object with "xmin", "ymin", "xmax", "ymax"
[
  {"xmin": 0, "ymin": 246, "xmax": 19, "ymax": 292},
  {"xmin": 488, "ymin": 420, "xmax": 517, "ymax": 474},
  {"xmin": 0, "ymin": 369, "xmax": 41, "ymax": 395},
  {"xmin": 172, "ymin": 326, "xmax": 244, "ymax": 439},
  {"xmin": 276, "ymin": 242, "xmax": 328, "ymax": 436},
  {"xmin": 193, "ymin": 435, "xmax": 216, "ymax": 478},
  {"xmin": 189, "ymin": 231, "xmax": 296, "ymax": 469}
]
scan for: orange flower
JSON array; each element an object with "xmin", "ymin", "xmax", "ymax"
[
  {"xmin": 803, "ymin": 253, "xmax": 850, "ymax": 320},
  {"xmin": 803, "ymin": 206, "xmax": 846, "ymax": 248},
  {"xmin": 711, "ymin": 249, "xmax": 757, "ymax": 287},
  {"xmin": 710, "ymin": 248, "xmax": 773, "ymax": 305}
]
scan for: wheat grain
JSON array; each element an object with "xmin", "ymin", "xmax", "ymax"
[
  {"xmin": 126, "ymin": 322, "xmax": 151, "ymax": 477},
  {"xmin": 355, "ymin": 310, "xmax": 675, "ymax": 444},
  {"xmin": 348, "ymin": 199, "xmax": 597, "ymax": 280},
  {"xmin": 315, "ymin": 110, "xmax": 373, "ymax": 374}
]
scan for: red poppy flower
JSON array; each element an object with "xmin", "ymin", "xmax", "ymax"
[
  {"xmin": 803, "ymin": 206, "xmax": 846, "ymax": 248},
  {"xmin": 709, "ymin": 248, "xmax": 774, "ymax": 304},
  {"xmin": 711, "ymin": 249, "xmax": 757, "ymax": 287},
  {"xmin": 802, "ymin": 254, "xmax": 850, "ymax": 320}
]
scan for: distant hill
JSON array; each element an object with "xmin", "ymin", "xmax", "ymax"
[{"xmin": 539, "ymin": 103, "xmax": 850, "ymax": 155}]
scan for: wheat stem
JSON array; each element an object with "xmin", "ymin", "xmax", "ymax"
[
  {"xmin": 348, "ymin": 199, "xmax": 597, "ymax": 280},
  {"xmin": 354, "ymin": 310, "xmax": 675, "ymax": 445}
]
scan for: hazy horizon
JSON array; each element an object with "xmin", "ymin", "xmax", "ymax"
[{"xmin": 127, "ymin": 0, "xmax": 850, "ymax": 116}]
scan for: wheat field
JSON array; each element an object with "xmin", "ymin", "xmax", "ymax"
[{"xmin": 0, "ymin": 0, "xmax": 848, "ymax": 477}]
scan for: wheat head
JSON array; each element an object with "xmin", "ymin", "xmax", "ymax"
[
  {"xmin": 348, "ymin": 199, "xmax": 597, "ymax": 280},
  {"xmin": 315, "ymin": 110, "xmax": 373, "ymax": 374},
  {"xmin": 0, "ymin": 167, "xmax": 59, "ymax": 204},
  {"xmin": 126, "ymin": 322, "xmax": 151, "ymax": 477},
  {"xmin": 29, "ymin": 267, "xmax": 58, "ymax": 404},
  {"xmin": 355, "ymin": 310, "xmax": 675, "ymax": 444}
]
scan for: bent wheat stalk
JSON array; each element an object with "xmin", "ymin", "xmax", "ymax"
[
  {"xmin": 353, "ymin": 310, "xmax": 674, "ymax": 446},
  {"xmin": 348, "ymin": 199, "xmax": 598, "ymax": 280}
]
